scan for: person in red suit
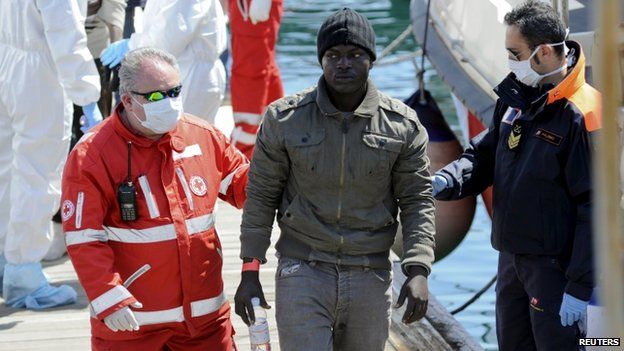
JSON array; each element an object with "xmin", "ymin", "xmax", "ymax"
[
  {"xmin": 61, "ymin": 47, "xmax": 248, "ymax": 350},
  {"xmin": 228, "ymin": 0, "xmax": 284, "ymax": 158}
]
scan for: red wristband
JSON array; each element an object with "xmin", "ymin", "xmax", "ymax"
[{"xmin": 242, "ymin": 259, "xmax": 260, "ymax": 272}]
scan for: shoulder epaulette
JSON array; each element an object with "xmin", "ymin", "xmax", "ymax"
[
  {"xmin": 378, "ymin": 93, "xmax": 418, "ymax": 123},
  {"xmin": 274, "ymin": 87, "xmax": 316, "ymax": 113}
]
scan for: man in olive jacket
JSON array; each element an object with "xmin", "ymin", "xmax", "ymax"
[{"xmin": 234, "ymin": 8, "xmax": 436, "ymax": 350}]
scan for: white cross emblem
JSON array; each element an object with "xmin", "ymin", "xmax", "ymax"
[
  {"xmin": 189, "ymin": 176, "xmax": 207, "ymax": 196},
  {"xmin": 61, "ymin": 200, "xmax": 75, "ymax": 222}
]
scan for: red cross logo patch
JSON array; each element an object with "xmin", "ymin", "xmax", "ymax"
[
  {"xmin": 190, "ymin": 176, "xmax": 207, "ymax": 196},
  {"xmin": 61, "ymin": 200, "xmax": 75, "ymax": 222}
]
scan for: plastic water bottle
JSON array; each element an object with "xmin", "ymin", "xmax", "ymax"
[{"xmin": 249, "ymin": 297, "xmax": 271, "ymax": 351}]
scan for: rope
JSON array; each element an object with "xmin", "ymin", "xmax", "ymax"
[
  {"xmin": 450, "ymin": 275, "xmax": 497, "ymax": 315},
  {"xmin": 375, "ymin": 50, "xmax": 422, "ymax": 66},
  {"xmin": 418, "ymin": 0, "xmax": 433, "ymax": 103},
  {"xmin": 378, "ymin": 24, "xmax": 414, "ymax": 61}
]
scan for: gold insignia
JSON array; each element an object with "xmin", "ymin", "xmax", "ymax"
[{"xmin": 508, "ymin": 124, "xmax": 522, "ymax": 150}]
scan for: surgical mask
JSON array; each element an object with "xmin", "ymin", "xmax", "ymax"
[
  {"xmin": 508, "ymin": 42, "xmax": 567, "ymax": 87},
  {"xmin": 130, "ymin": 96, "xmax": 183, "ymax": 134}
]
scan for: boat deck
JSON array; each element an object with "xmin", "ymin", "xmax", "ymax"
[{"xmin": 0, "ymin": 203, "xmax": 404, "ymax": 350}]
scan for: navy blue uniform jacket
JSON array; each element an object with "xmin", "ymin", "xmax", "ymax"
[{"xmin": 436, "ymin": 41, "xmax": 601, "ymax": 301}]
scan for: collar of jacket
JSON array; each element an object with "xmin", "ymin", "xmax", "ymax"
[
  {"xmin": 315, "ymin": 76, "xmax": 380, "ymax": 118},
  {"xmin": 545, "ymin": 40, "xmax": 587, "ymax": 105},
  {"xmin": 110, "ymin": 102, "xmax": 186, "ymax": 152},
  {"xmin": 494, "ymin": 40, "xmax": 587, "ymax": 119}
]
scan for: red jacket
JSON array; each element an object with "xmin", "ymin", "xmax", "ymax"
[{"xmin": 61, "ymin": 105, "xmax": 248, "ymax": 340}]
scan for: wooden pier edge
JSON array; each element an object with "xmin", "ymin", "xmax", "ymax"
[{"xmin": 390, "ymin": 254, "xmax": 484, "ymax": 351}]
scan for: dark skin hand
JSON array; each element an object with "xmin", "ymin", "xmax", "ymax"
[
  {"xmin": 395, "ymin": 265, "xmax": 429, "ymax": 324},
  {"xmin": 234, "ymin": 261, "xmax": 271, "ymax": 326},
  {"xmin": 321, "ymin": 44, "xmax": 372, "ymax": 112}
]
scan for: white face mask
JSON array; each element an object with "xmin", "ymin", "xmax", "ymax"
[
  {"xmin": 508, "ymin": 42, "xmax": 567, "ymax": 87},
  {"xmin": 131, "ymin": 96, "xmax": 183, "ymax": 134}
]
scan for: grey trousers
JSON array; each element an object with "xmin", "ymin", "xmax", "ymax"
[{"xmin": 275, "ymin": 256, "xmax": 392, "ymax": 351}]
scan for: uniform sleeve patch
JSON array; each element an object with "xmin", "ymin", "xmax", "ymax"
[
  {"xmin": 61, "ymin": 200, "xmax": 75, "ymax": 222},
  {"xmin": 501, "ymin": 107, "xmax": 521, "ymax": 125},
  {"xmin": 534, "ymin": 128, "xmax": 563, "ymax": 146},
  {"xmin": 190, "ymin": 176, "xmax": 208, "ymax": 196}
]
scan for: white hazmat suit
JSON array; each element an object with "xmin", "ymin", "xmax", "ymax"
[
  {"xmin": 123, "ymin": 0, "xmax": 227, "ymax": 123},
  {"xmin": 0, "ymin": 0, "xmax": 100, "ymax": 309}
]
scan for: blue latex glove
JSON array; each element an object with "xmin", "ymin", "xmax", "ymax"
[
  {"xmin": 2, "ymin": 262, "xmax": 77, "ymax": 309},
  {"xmin": 432, "ymin": 174, "xmax": 449, "ymax": 197},
  {"xmin": 80, "ymin": 102, "xmax": 103, "ymax": 133},
  {"xmin": 559, "ymin": 293, "xmax": 589, "ymax": 327},
  {"xmin": 100, "ymin": 39, "xmax": 129, "ymax": 68}
]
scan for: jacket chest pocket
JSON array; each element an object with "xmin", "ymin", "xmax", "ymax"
[
  {"xmin": 285, "ymin": 130, "xmax": 325, "ymax": 175},
  {"xmin": 359, "ymin": 133, "xmax": 403, "ymax": 179}
]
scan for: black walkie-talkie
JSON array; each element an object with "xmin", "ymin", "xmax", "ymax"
[{"xmin": 118, "ymin": 141, "xmax": 137, "ymax": 221}]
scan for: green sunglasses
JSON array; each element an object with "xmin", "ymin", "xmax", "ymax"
[{"xmin": 132, "ymin": 84, "xmax": 182, "ymax": 102}]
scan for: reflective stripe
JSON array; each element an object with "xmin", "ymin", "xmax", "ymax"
[
  {"xmin": 236, "ymin": 0, "xmax": 249, "ymax": 21},
  {"xmin": 233, "ymin": 112, "xmax": 262, "ymax": 126},
  {"xmin": 176, "ymin": 168, "xmax": 194, "ymax": 210},
  {"xmin": 92, "ymin": 292, "xmax": 227, "ymax": 326},
  {"xmin": 103, "ymin": 213, "xmax": 215, "ymax": 243},
  {"xmin": 190, "ymin": 291, "xmax": 227, "ymax": 317},
  {"xmin": 138, "ymin": 176, "xmax": 160, "ymax": 219},
  {"xmin": 135, "ymin": 306, "xmax": 185, "ymax": 326},
  {"xmin": 65, "ymin": 229, "xmax": 108, "ymax": 246},
  {"xmin": 75, "ymin": 192, "xmax": 84, "ymax": 229},
  {"xmin": 172, "ymin": 144, "xmax": 202, "ymax": 161},
  {"xmin": 123, "ymin": 264, "xmax": 151, "ymax": 289},
  {"xmin": 231, "ymin": 127, "xmax": 257, "ymax": 146},
  {"xmin": 104, "ymin": 224, "xmax": 176, "ymax": 243},
  {"xmin": 91, "ymin": 285, "xmax": 133, "ymax": 315},
  {"xmin": 186, "ymin": 213, "xmax": 215, "ymax": 236},
  {"xmin": 219, "ymin": 166, "xmax": 245, "ymax": 195}
]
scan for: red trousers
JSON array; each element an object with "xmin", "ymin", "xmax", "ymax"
[
  {"xmin": 228, "ymin": 0, "xmax": 284, "ymax": 158},
  {"xmin": 91, "ymin": 308, "xmax": 236, "ymax": 351}
]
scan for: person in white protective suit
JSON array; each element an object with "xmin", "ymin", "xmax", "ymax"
[
  {"xmin": 0, "ymin": 0, "xmax": 102, "ymax": 309},
  {"xmin": 101, "ymin": 0, "xmax": 228, "ymax": 123}
]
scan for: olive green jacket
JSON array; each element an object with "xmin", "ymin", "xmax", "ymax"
[{"xmin": 240, "ymin": 77, "xmax": 435, "ymax": 274}]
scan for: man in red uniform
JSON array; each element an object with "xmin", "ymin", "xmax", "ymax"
[
  {"xmin": 61, "ymin": 47, "xmax": 248, "ymax": 350},
  {"xmin": 228, "ymin": 0, "xmax": 284, "ymax": 158}
]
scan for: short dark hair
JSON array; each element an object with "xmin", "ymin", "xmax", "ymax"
[{"xmin": 504, "ymin": 0, "xmax": 566, "ymax": 57}]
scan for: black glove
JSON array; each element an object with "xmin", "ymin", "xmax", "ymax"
[
  {"xmin": 395, "ymin": 266, "xmax": 429, "ymax": 324},
  {"xmin": 234, "ymin": 270, "xmax": 270, "ymax": 326}
]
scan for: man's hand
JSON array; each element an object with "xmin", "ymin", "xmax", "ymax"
[
  {"xmin": 100, "ymin": 39, "xmax": 129, "ymax": 68},
  {"xmin": 234, "ymin": 271, "xmax": 270, "ymax": 325},
  {"xmin": 395, "ymin": 267, "xmax": 429, "ymax": 324},
  {"xmin": 431, "ymin": 174, "xmax": 449, "ymax": 198},
  {"xmin": 103, "ymin": 301, "xmax": 142, "ymax": 332},
  {"xmin": 249, "ymin": 0, "xmax": 271, "ymax": 24},
  {"xmin": 559, "ymin": 293, "xmax": 589, "ymax": 327}
]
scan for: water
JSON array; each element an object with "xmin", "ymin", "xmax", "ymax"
[{"xmin": 277, "ymin": 0, "xmax": 498, "ymax": 349}]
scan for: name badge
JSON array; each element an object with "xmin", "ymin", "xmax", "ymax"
[{"xmin": 534, "ymin": 128, "xmax": 563, "ymax": 146}]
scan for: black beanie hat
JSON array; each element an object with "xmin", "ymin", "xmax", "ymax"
[{"xmin": 317, "ymin": 8, "xmax": 376, "ymax": 64}]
